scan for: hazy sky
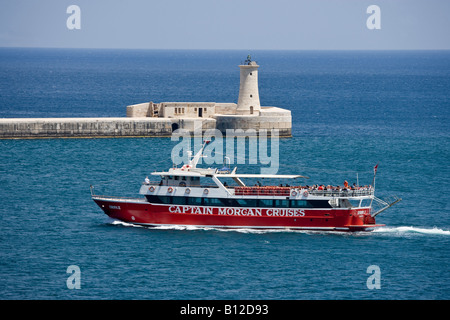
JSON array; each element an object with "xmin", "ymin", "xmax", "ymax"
[{"xmin": 1, "ymin": 0, "xmax": 449, "ymax": 50}]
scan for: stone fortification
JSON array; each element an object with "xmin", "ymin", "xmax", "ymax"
[
  {"xmin": 126, "ymin": 56, "xmax": 292, "ymax": 137},
  {"xmin": 0, "ymin": 56, "xmax": 292, "ymax": 139}
]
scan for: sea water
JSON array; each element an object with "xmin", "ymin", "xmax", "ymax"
[{"xmin": 0, "ymin": 49, "xmax": 449, "ymax": 300}]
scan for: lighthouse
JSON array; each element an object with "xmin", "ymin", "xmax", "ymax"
[
  {"xmin": 126, "ymin": 54, "xmax": 292, "ymax": 137},
  {"xmin": 236, "ymin": 55, "xmax": 261, "ymax": 115}
]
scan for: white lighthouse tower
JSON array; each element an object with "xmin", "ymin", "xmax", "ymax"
[
  {"xmin": 126, "ymin": 54, "xmax": 292, "ymax": 137},
  {"xmin": 236, "ymin": 55, "xmax": 261, "ymax": 115}
]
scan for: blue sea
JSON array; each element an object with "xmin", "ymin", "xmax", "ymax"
[{"xmin": 0, "ymin": 48, "xmax": 449, "ymax": 301}]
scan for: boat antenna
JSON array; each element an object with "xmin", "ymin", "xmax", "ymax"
[{"xmin": 372, "ymin": 162, "xmax": 379, "ymax": 190}]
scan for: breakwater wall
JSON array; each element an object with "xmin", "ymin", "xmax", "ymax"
[
  {"xmin": 0, "ymin": 116, "xmax": 291, "ymax": 139},
  {"xmin": 0, "ymin": 118, "xmax": 217, "ymax": 139}
]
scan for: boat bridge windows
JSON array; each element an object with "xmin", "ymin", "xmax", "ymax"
[{"xmin": 161, "ymin": 175, "xmax": 202, "ymax": 187}]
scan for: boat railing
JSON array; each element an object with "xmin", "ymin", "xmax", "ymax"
[
  {"xmin": 140, "ymin": 183, "xmax": 374, "ymax": 197},
  {"xmin": 142, "ymin": 181, "xmax": 162, "ymax": 186},
  {"xmin": 234, "ymin": 186, "xmax": 291, "ymax": 196},
  {"xmin": 233, "ymin": 186, "xmax": 374, "ymax": 197},
  {"xmin": 305, "ymin": 188, "xmax": 374, "ymax": 197},
  {"xmin": 142, "ymin": 182, "xmax": 219, "ymax": 188}
]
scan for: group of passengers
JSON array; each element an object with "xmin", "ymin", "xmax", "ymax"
[
  {"xmin": 302, "ymin": 182, "xmax": 373, "ymax": 192},
  {"xmin": 255, "ymin": 180, "xmax": 373, "ymax": 192}
]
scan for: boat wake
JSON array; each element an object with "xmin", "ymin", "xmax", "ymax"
[
  {"xmin": 109, "ymin": 220, "xmax": 300, "ymax": 234},
  {"xmin": 372, "ymin": 226, "xmax": 450, "ymax": 236},
  {"xmin": 108, "ymin": 220, "xmax": 450, "ymax": 236}
]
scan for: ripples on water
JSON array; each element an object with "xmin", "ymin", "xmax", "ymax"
[
  {"xmin": 111, "ymin": 220, "xmax": 450, "ymax": 237},
  {"xmin": 0, "ymin": 49, "xmax": 449, "ymax": 300}
]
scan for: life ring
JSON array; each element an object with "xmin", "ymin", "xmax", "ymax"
[
  {"xmin": 149, "ymin": 186, "xmax": 155, "ymax": 192},
  {"xmin": 291, "ymin": 190, "xmax": 297, "ymax": 197},
  {"xmin": 203, "ymin": 189, "xmax": 209, "ymax": 195},
  {"xmin": 181, "ymin": 164, "xmax": 191, "ymax": 171},
  {"xmin": 303, "ymin": 190, "xmax": 309, "ymax": 197},
  {"xmin": 185, "ymin": 188, "xmax": 191, "ymax": 194},
  {"xmin": 168, "ymin": 187, "xmax": 174, "ymax": 193}
]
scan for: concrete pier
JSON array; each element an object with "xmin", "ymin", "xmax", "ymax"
[
  {"xmin": 0, "ymin": 117, "xmax": 216, "ymax": 139},
  {"xmin": 0, "ymin": 115, "xmax": 290, "ymax": 139}
]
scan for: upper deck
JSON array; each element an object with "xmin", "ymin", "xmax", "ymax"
[
  {"xmin": 140, "ymin": 141, "xmax": 374, "ymax": 200},
  {"xmin": 140, "ymin": 180, "xmax": 374, "ymax": 200}
]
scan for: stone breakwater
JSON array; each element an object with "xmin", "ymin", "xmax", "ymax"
[
  {"xmin": 0, "ymin": 116, "xmax": 291, "ymax": 139},
  {"xmin": 0, "ymin": 118, "xmax": 204, "ymax": 139}
]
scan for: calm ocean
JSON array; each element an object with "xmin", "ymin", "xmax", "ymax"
[{"xmin": 0, "ymin": 48, "xmax": 449, "ymax": 301}]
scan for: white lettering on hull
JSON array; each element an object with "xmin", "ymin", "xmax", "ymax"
[
  {"xmin": 266, "ymin": 208, "xmax": 305, "ymax": 217},
  {"xmin": 169, "ymin": 205, "xmax": 214, "ymax": 215},
  {"xmin": 168, "ymin": 205, "xmax": 305, "ymax": 217}
]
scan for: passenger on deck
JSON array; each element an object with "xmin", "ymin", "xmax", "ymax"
[{"xmin": 145, "ymin": 176, "xmax": 150, "ymax": 184}]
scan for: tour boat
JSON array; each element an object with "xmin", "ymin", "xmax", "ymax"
[{"xmin": 91, "ymin": 142, "xmax": 401, "ymax": 232}]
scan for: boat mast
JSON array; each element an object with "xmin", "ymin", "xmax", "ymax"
[{"xmin": 189, "ymin": 140, "xmax": 209, "ymax": 168}]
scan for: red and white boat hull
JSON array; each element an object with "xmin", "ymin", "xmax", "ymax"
[{"xmin": 93, "ymin": 196, "xmax": 383, "ymax": 232}]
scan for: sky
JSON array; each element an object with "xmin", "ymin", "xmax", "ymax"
[{"xmin": 0, "ymin": 0, "xmax": 449, "ymax": 50}]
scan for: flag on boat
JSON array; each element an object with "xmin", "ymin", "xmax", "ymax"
[{"xmin": 374, "ymin": 163, "xmax": 379, "ymax": 176}]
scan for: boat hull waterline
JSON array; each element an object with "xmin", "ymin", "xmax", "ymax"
[{"xmin": 93, "ymin": 197, "xmax": 384, "ymax": 232}]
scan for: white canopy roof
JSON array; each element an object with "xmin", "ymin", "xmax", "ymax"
[
  {"xmin": 215, "ymin": 173, "xmax": 308, "ymax": 179},
  {"xmin": 151, "ymin": 170, "xmax": 308, "ymax": 179}
]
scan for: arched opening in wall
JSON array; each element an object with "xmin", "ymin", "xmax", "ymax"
[
  {"xmin": 171, "ymin": 123, "xmax": 179, "ymax": 132},
  {"xmin": 250, "ymin": 106, "xmax": 254, "ymax": 115}
]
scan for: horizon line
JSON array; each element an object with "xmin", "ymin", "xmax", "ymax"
[{"xmin": 1, "ymin": 46, "xmax": 450, "ymax": 52}]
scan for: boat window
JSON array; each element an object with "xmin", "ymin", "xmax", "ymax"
[
  {"xmin": 290, "ymin": 200, "xmax": 312, "ymax": 208},
  {"xmin": 349, "ymin": 200, "xmax": 360, "ymax": 208},
  {"xmin": 235, "ymin": 199, "xmax": 257, "ymax": 207},
  {"xmin": 309, "ymin": 200, "xmax": 333, "ymax": 208},
  {"xmin": 360, "ymin": 199, "xmax": 371, "ymax": 207},
  {"xmin": 220, "ymin": 198, "xmax": 239, "ymax": 207},
  {"xmin": 145, "ymin": 195, "xmax": 163, "ymax": 203},
  {"xmin": 172, "ymin": 197, "xmax": 186, "ymax": 205},
  {"xmin": 274, "ymin": 199, "xmax": 289, "ymax": 208},
  {"xmin": 203, "ymin": 198, "xmax": 223, "ymax": 206},
  {"xmin": 145, "ymin": 195, "xmax": 334, "ymax": 209},
  {"xmin": 187, "ymin": 197, "xmax": 203, "ymax": 206},
  {"xmin": 147, "ymin": 196, "xmax": 172, "ymax": 204},
  {"xmin": 258, "ymin": 199, "xmax": 273, "ymax": 207}
]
